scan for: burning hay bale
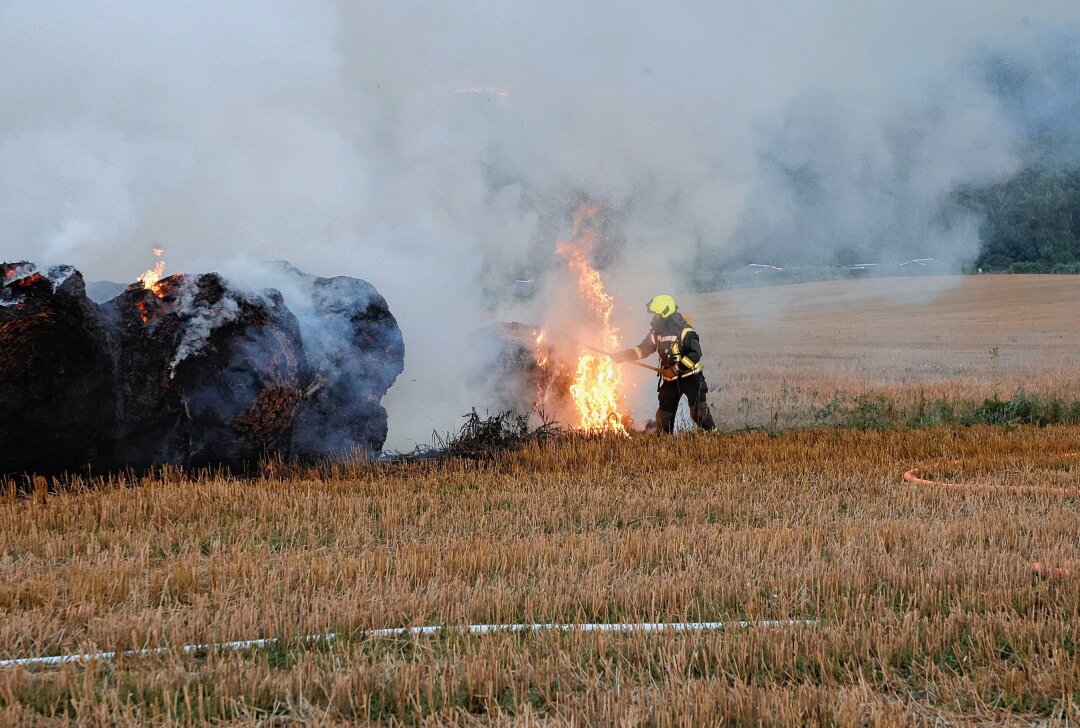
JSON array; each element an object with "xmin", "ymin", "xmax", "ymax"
[
  {"xmin": 0, "ymin": 263, "xmax": 116, "ymax": 475},
  {"xmin": 1, "ymin": 260, "xmax": 405, "ymax": 476},
  {"xmin": 98, "ymin": 273, "xmax": 307, "ymax": 471},
  {"xmin": 257, "ymin": 263, "xmax": 405, "ymax": 459},
  {"xmin": 482, "ymin": 323, "xmax": 576, "ymax": 421}
]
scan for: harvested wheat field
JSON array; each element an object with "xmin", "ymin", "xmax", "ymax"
[
  {"xmin": 665, "ymin": 275, "xmax": 1080, "ymax": 429},
  {"xmin": 2, "ymin": 425, "xmax": 1079, "ymax": 725}
]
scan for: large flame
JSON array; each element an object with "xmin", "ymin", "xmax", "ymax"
[
  {"xmin": 137, "ymin": 247, "xmax": 167, "ymax": 297},
  {"xmin": 549, "ymin": 204, "xmax": 629, "ymax": 434}
]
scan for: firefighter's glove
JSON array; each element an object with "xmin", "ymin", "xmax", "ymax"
[
  {"xmin": 660, "ymin": 366, "xmax": 678, "ymax": 381},
  {"xmin": 612, "ymin": 350, "xmax": 633, "ymax": 363}
]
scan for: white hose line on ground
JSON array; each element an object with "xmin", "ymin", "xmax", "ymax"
[{"xmin": 0, "ymin": 620, "xmax": 817, "ymax": 668}]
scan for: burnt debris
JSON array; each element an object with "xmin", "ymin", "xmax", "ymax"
[{"xmin": 1, "ymin": 262, "xmax": 404, "ymax": 477}]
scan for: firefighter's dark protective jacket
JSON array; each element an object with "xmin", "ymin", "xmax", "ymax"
[{"xmin": 619, "ymin": 311, "xmax": 703, "ymax": 381}]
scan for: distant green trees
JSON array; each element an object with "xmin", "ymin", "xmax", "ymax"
[{"xmin": 961, "ymin": 167, "xmax": 1080, "ymax": 272}]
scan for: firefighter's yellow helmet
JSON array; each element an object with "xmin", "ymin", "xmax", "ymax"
[{"xmin": 646, "ymin": 295, "xmax": 677, "ymax": 318}]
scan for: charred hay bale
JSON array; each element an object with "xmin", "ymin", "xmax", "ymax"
[
  {"xmin": 260, "ymin": 263, "xmax": 404, "ymax": 459},
  {"xmin": 0, "ymin": 263, "xmax": 116, "ymax": 476},
  {"xmin": 99, "ymin": 273, "xmax": 306, "ymax": 470}
]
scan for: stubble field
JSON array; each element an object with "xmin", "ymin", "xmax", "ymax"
[
  {"xmin": 2, "ymin": 275, "xmax": 1080, "ymax": 725},
  {"xmin": 2, "ymin": 426, "xmax": 1079, "ymax": 725},
  {"xmin": 678, "ymin": 274, "xmax": 1080, "ymax": 428}
]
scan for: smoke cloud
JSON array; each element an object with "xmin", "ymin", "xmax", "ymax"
[{"xmin": 2, "ymin": 1, "xmax": 1079, "ymax": 447}]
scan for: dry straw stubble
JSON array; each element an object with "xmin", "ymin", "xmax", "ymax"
[{"xmin": 0, "ymin": 425, "xmax": 1078, "ymax": 724}]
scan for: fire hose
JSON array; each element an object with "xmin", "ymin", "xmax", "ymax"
[
  {"xmin": 902, "ymin": 456, "xmax": 1078, "ymax": 578},
  {"xmin": 0, "ymin": 620, "xmax": 817, "ymax": 669}
]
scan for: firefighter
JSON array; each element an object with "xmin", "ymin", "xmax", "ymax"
[{"xmin": 614, "ymin": 295, "xmax": 716, "ymax": 434}]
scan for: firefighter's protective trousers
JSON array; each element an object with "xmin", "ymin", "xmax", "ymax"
[{"xmin": 656, "ymin": 371, "xmax": 715, "ymax": 433}]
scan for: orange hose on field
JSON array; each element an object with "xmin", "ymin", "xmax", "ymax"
[
  {"xmin": 1030, "ymin": 561, "xmax": 1074, "ymax": 578},
  {"xmin": 902, "ymin": 462, "xmax": 1080, "ymax": 496},
  {"xmin": 901, "ymin": 455, "xmax": 1078, "ymax": 578}
]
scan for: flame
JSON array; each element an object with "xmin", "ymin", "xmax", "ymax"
[
  {"xmin": 534, "ymin": 330, "xmax": 548, "ymax": 368},
  {"xmin": 551, "ymin": 204, "xmax": 629, "ymax": 434},
  {"xmin": 11, "ymin": 272, "xmax": 44, "ymax": 290},
  {"xmin": 137, "ymin": 247, "xmax": 167, "ymax": 297},
  {"xmin": 132, "ymin": 248, "xmax": 178, "ymax": 324},
  {"xmin": 135, "ymin": 299, "xmax": 153, "ymax": 324},
  {"xmin": 532, "ymin": 329, "xmax": 551, "ymax": 412}
]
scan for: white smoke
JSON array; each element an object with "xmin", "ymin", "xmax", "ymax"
[
  {"xmin": 167, "ymin": 280, "xmax": 242, "ymax": 375},
  {"xmin": 2, "ymin": 1, "xmax": 1079, "ymax": 447}
]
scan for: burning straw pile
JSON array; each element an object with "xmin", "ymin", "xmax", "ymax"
[
  {"xmin": 1, "ymin": 260, "xmax": 404, "ymax": 476},
  {"xmin": 483, "ymin": 204, "xmax": 636, "ymax": 434}
]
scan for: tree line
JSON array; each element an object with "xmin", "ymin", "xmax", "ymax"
[{"xmin": 960, "ymin": 166, "xmax": 1080, "ymax": 273}]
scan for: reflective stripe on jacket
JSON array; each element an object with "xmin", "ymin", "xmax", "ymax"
[{"xmin": 619, "ymin": 311, "xmax": 703, "ymax": 380}]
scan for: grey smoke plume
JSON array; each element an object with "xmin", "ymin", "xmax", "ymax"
[
  {"xmin": 2, "ymin": 1, "xmax": 1080, "ymax": 447},
  {"xmin": 168, "ymin": 283, "xmax": 242, "ymax": 374}
]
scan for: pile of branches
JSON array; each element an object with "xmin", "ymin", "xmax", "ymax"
[{"xmin": 398, "ymin": 410, "xmax": 562, "ymax": 462}]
